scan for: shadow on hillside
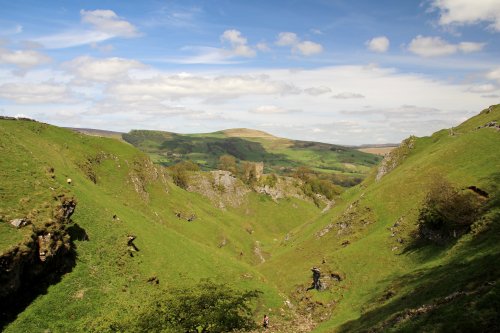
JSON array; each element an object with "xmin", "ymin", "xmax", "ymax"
[
  {"xmin": 0, "ymin": 239, "xmax": 80, "ymax": 330},
  {"xmin": 337, "ymin": 215, "xmax": 500, "ymax": 332}
]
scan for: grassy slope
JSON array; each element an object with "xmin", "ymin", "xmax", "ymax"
[
  {"xmin": 122, "ymin": 128, "xmax": 381, "ymax": 178},
  {"xmin": 0, "ymin": 120, "xmax": 320, "ymax": 332},
  {"xmin": 257, "ymin": 105, "xmax": 500, "ymax": 332},
  {"xmin": 1, "ymin": 105, "xmax": 499, "ymax": 332}
]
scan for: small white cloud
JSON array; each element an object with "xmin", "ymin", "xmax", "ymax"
[
  {"xmin": 275, "ymin": 32, "xmax": 323, "ymax": 56},
  {"xmin": 220, "ymin": 29, "xmax": 256, "ymax": 58},
  {"xmin": 91, "ymin": 43, "xmax": 114, "ymax": 53},
  {"xmin": 408, "ymin": 35, "xmax": 485, "ymax": 57},
  {"xmin": 458, "ymin": 41, "xmax": 486, "ymax": 53},
  {"xmin": 310, "ymin": 28, "xmax": 323, "ymax": 35},
  {"xmin": 295, "ymin": 41, "xmax": 323, "ymax": 56},
  {"xmin": 80, "ymin": 9, "xmax": 139, "ymax": 37},
  {"xmin": 366, "ymin": 36, "xmax": 390, "ymax": 53},
  {"xmin": 332, "ymin": 92, "xmax": 365, "ymax": 99},
  {"xmin": 304, "ymin": 86, "xmax": 331, "ymax": 96},
  {"xmin": 275, "ymin": 32, "xmax": 299, "ymax": 46},
  {"xmin": 430, "ymin": 0, "xmax": 500, "ymax": 32},
  {"xmin": 0, "ymin": 48, "xmax": 51, "ymax": 69},
  {"xmin": 249, "ymin": 105, "xmax": 301, "ymax": 114},
  {"xmin": 256, "ymin": 42, "xmax": 270, "ymax": 52}
]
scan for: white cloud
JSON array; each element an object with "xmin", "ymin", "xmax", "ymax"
[
  {"xmin": 304, "ymin": 86, "xmax": 331, "ymax": 96},
  {"xmin": 0, "ymin": 48, "xmax": 51, "ymax": 68},
  {"xmin": 467, "ymin": 83, "xmax": 497, "ymax": 93},
  {"xmin": 458, "ymin": 42, "xmax": 486, "ymax": 53},
  {"xmin": 275, "ymin": 32, "xmax": 323, "ymax": 56},
  {"xmin": 80, "ymin": 9, "xmax": 139, "ymax": 37},
  {"xmin": 276, "ymin": 32, "xmax": 299, "ymax": 46},
  {"xmin": 106, "ymin": 74, "xmax": 300, "ymax": 103},
  {"xmin": 366, "ymin": 36, "xmax": 390, "ymax": 53},
  {"xmin": 249, "ymin": 105, "xmax": 301, "ymax": 114},
  {"xmin": 295, "ymin": 41, "xmax": 323, "ymax": 56},
  {"xmin": 408, "ymin": 35, "xmax": 485, "ymax": 57},
  {"xmin": 63, "ymin": 56, "xmax": 145, "ymax": 82},
  {"xmin": 256, "ymin": 42, "xmax": 270, "ymax": 52},
  {"xmin": 220, "ymin": 29, "xmax": 256, "ymax": 57},
  {"xmin": 430, "ymin": 0, "xmax": 500, "ymax": 32},
  {"xmin": 0, "ymin": 82, "xmax": 73, "ymax": 104},
  {"xmin": 332, "ymin": 92, "xmax": 365, "ymax": 99},
  {"xmin": 486, "ymin": 67, "xmax": 500, "ymax": 83},
  {"xmin": 35, "ymin": 10, "xmax": 138, "ymax": 49}
]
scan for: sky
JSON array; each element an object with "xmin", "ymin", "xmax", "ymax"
[{"xmin": 0, "ymin": 0, "xmax": 499, "ymax": 145}]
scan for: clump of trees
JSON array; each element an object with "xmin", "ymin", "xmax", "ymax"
[
  {"xmin": 293, "ymin": 167, "xmax": 342, "ymax": 202},
  {"xmin": 168, "ymin": 161, "xmax": 200, "ymax": 189},
  {"xmin": 418, "ymin": 176, "xmax": 483, "ymax": 242},
  {"xmin": 135, "ymin": 280, "xmax": 261, "ymax": 333}
]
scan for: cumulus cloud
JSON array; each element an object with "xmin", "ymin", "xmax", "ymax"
[
  {"xmin": 0, "ymin": 82, "xmax": 73, "ymax": 104},
  {"xmin": 63, "ymin": 56, "xmax": 145, "ymax": 82},
  {"xmin": 304, "ymin": 86, "xmax": 331, "ymax": 96},
  {"xmin": 366, "ymin": 36, "xmax": 390, "ymax": 53},
  {"xmin": 276, "ymin": 32, "xmax": 299, "ymax": 46},
  {"xmin": 0, "ymin": 48, "xmax": 51, "ymax": 69},
  {"xmin": 256, "ymin": 42, "xmax": 270, "ymax": 52},
  {"xmin": 87, "ymin": 99, "xmax": 201, "ymax": 116},
  {"xmin": 249, "ymin": 105, "xmax": 301, "ymax": 114},
  {"xmin": 295, "ymin": 41, "xmax": 323, "ymax": 56},
  {"xmin": 332, "ymin": 92, "xmax": 365, "ymax": 99},
  {"xmin": 430, "ymin": 0, "xmax": 500, "ymax": 31},
  {"xmin": 408, "ymin": 35, "xmax": 485, "ymax": 57},
  {"xmin": 275, "ymin": 32, "xmax": 323, "ymax": 56},
  {"xmin": 80, "ymin": 9, "xmax": 139, "ymax": 37},
  {"xmin": 220, "ymin": 29, "xmax": 256, "ymax": 57}
]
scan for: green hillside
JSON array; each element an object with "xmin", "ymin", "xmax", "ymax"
[
  {"xmin": 1, "ymin": 104, "xmax": 499, "ymax": 332},
  {"xmin": 122, "ymin": 128, "xmax": 381, "ymax": 185}
]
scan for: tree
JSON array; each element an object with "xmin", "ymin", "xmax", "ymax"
[
  {"xmin": 136, "ymin": 280, "xmax": 261, "ymax": 333},
  {"xmin": 169, "ymin": 161, "xmax": 200, "ymax": 189},
  {"xmin": 218, "ymin": 155, "xmax": 238, "ymax": 175}
]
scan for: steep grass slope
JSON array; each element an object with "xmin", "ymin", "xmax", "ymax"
[
  {"xmin": 257, "ymin": 105, "xmax": 500, "ymax": 332},
  {"xmin": 0, "ymin": 119, "xmax": 321, "ymax": 332},
  {"xmin": 122, "ymin": 128, "xmax": 381, "ymax": 180}
]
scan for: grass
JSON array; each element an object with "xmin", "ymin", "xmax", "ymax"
[{"xmin": 1, "ymin": 104, "xmax": 499, "ymax": 332}]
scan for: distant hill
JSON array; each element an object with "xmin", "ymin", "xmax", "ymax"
[{"xmin": 122, "ymin": 128, "xmax": 382, "ymax": 186}]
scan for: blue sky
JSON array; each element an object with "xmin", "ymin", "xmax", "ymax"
[{"xmin": 0, "ymin": 0, "xmax": 499, "ymax": 144}]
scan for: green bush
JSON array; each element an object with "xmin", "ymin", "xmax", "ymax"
[
  {"xmin": 135, "ymin": 280, "xmax": 261, "ymax": 333},
  {"xmin": 169, "ymin": 161, "xmax": 200, "ymax": 189},
  {"xmin": 418, "ymin": 177, "xmax": 482, "ymax": 240}
]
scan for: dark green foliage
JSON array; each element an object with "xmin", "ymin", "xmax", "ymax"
[
  {"xmin": 418, "ymin": 176, "xmax": 483, "ymax": 240},
  {"xmin": 135, "ymin": 280, "xmax": 261, "ymax": 333},
  {"xmin": 293, "ymin": 167, "xmax": 342, "ymax": 200}
]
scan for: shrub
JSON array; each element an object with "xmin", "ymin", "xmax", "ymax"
[
  {"xmin": 135, "ymin": 280, "xmax": 261, "ymax": 333},
  {"xmin": 418, "ymin": 177, "xmax": 482, "ymax": 241},
  {"xmin": 169, "ymin": 161, "xmax": 200, "ymax": 189}
]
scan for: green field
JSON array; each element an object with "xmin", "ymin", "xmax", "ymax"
[{"xmin": 1, "ymin": 105, "xmax": 499, "ymax": 332}]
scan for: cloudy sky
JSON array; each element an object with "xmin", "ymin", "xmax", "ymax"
[{"xmin": 0, "ymin": 0, "xmax": 499, "ymax": 145}]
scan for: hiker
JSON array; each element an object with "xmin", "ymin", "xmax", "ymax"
[
  {"xmin": 263, "ymin": 314, "xmax": 269, "ymax": 329},
  {"xmin": 311, "ymin": 266, "xmax": 322, "ymax": 290}
]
